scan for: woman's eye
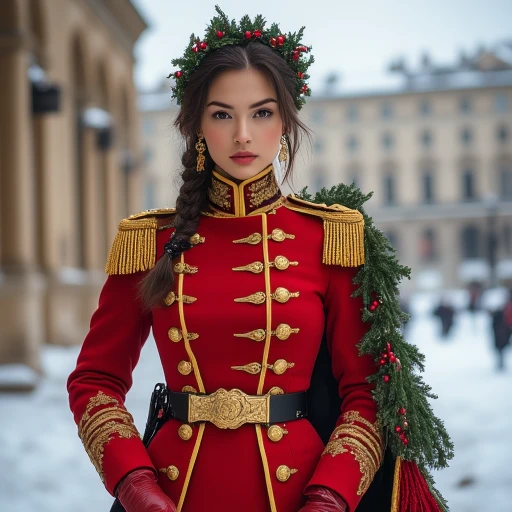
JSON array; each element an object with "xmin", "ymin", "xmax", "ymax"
[
  {"xmin": 255, "ymin": 109, "xmax": 272, "ymax": 118},
  {"xmin": 213, "ymin": 111, "xmax": 231, "ymax": 120}
]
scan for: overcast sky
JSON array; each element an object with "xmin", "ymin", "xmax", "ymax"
[{"xmin": 131, "ymin": 0, "xmax": 512, "ymax": 94}]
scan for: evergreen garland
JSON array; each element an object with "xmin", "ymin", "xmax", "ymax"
[
  {"xmin": 168, "ymin": 5, "xmax": 314, "ymax": 110},
  {"xmin": 298, "ymin": 183, "xmax": 454, "ymax": 511}
]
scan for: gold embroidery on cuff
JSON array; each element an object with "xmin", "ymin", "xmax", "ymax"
[
  {"xmin": 78, "ymin": 392, "xmax": 140, "ymax": 483},
  {"xmin": 322, "ymin": 410, "xmax": 384, "ymax": 496}
]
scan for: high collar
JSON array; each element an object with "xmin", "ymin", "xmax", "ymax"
[{"xmin": 206, "ymin": 164, "xmax": 283, "ymax": 217}]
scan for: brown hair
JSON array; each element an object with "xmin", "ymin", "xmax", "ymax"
[{"xmin": 139, "ymin": 41, "xmax": 312, "ymax": 310}]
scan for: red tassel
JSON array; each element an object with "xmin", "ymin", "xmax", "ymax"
[{"xmin": 398, "ymin": 460, "xmax": 441, "ymax": 512}]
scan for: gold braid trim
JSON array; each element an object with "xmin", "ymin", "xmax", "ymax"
[
  {"xmin": 391, "ymin": 456, "xmax": 401, "ymax": 512},
  {"xmin": 284, "ymin": 195, "xmax": 365, "ymax": 267},
  {"xmin": 77, "ymin": 392, "xmax": 141, "ymax": 482},
  {"xmin": 322, "ymin": 410, "xmax": 383, "ymax": 496},
  {"xmin": 104, "ymin": 208, "xmax": 176, "ymax": 276}
]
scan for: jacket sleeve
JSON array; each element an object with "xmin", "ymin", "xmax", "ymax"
[
  {"xmin": 66, "ymin": 271, "xmax": 156, "ymax": 496},
  {"xmin": 305, "ymin": 264, "xmax": 383, "ymax": 512}
]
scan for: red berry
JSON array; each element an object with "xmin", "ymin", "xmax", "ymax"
[
  {"xmin": 403, "ymin": 421, "xmax": 409, "ymax": 429},
  {"xmin": 216, "ymin": 31, "xmax": 224, "ymax": 39},
  {"xmin": 200, "ymin": 41, "xmax": 207, "ymax": 50},
  {"xmin": 403, "ymin": 438, "xmax": 409, "ymax": 445},
  {"xmin": 245, "ymin": 31, "xmax": 252, "ymax": 40},
  {"xmin": 389, "ymin": 355, "xmax": 397, "ymax": 363},
  {"xmin": 270, "ymin": 37, "xmax": 277, "ymax": 47},
  {"xmin": 192, "ymin": 46, "xmax": 198, "ymax": 53},
  {"xmin": 369, "ymin": 305, "xmax": 376, "ymax": 311},
  {"xmin": 277, "ymin": 35, "xmax": 285, "ymax": 46},
  {"xmin": 398, "ymin": 407, "xmax": 406, "ymax": 415},
  {"xmin": 379, "ymin": 359, "xmax": 386, "ymax": 366},
  {"xmin": 382, "ymin": 353, "xmax": 388, "ymax": 359},
  {"xmin": 293, "ymin": 51, "xmax": 300, "ymax": 62},
  {"xmin": 373, "ymin": 300, "xmax": 379, "ymax": 306},
  {"xmin": 175, "ymin": 71, "xmax": 183, "ymax": 78},
  {"xmin": 297, "ymin": 72, "xmax": 304, "ymax": 78},
  {"xmin": 383, "ymin": 375, "xmax": 390, "ymax": 383},
  {"xmin": 254, "ymin": 30, "xmax": 262, "ymax": 38},
  {"xmin": 395, "ymin": 426, "xmax": 402, "ymax": 433},
  {"xmin": 387, "ymin": 342, "xmax": 392, "ymax": 351},
  {"xmin": 301, "ymin": 85, "xmax": 309, "ymax": 93}
]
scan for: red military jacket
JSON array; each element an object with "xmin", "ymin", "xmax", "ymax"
[{"xmin": 67, "ymin": 164, "xmax": 384, "ymax": 512}]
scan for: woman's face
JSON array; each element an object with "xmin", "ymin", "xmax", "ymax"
[{"xmin": 200, "ymin": 67, "xmax": 284, "ymax": 181}]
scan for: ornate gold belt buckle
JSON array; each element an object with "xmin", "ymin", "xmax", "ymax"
[{"xmin": 188, "ymin": 388, "xmax": 270, "ymax": 429}]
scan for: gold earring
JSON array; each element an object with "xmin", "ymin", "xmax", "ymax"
[
  {"xmin": 195, "ymin": 134, "xmax": 206, "ymax": 172},
  {"xmin": 278, "ymin": 135, "xmax": 288, "ymax": 162}
]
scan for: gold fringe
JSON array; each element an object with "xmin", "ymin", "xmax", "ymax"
[
  {"xmin": 284, "ymin": 195, "xmax": 365, "ymax": 267},
  {"xmin": 105, "ymin": 217, "xmax": 158, "ymax": 275},
  {"xmin": 391, "ymin": 456, "xmax": 401, "ymax": 512}
]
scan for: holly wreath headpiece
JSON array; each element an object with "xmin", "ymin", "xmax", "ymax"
[{"xmin": 168, "ymin": 4, "xmax": 314, "ymax": 110}]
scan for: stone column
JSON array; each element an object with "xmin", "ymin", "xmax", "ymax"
[{"xmin": 0, "ymin": 33, "xmax": 45, "ymax": 381}]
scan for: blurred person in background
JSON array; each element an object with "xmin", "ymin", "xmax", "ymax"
[
  {"xmin": 491, "ymin": 289, "xmax": 512, "ymax": 371},
  {"xmin": 433, "ymin": 297, "xmax": 455, "ymax": 339},
  {"xmin": 66, "ymin": 6, "xmax": 452, "ymax": 512}
]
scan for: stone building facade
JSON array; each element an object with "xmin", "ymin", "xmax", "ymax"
[{"xmin": 0, "ymin": 0, "xmax": 146, "ymax": 386}]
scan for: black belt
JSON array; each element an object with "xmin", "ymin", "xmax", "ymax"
[{"xmin": 168, "ymin": 388, "xmax": 308, "ymax": 428}]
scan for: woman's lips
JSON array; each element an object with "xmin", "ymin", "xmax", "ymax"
[{"xmin": 230, "ymin": 156, "xmax": 257, "ymax": 165}]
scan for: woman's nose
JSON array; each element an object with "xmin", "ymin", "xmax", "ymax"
[{"xmin": 234, "ymin": 121, "xmax": 252, "ymax": 144}]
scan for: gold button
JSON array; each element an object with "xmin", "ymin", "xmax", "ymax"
[
  {"xmin": 272, "ymin": 287, "xmax": 299, "ymax": 303},
  {"xmin": 269, "ymin": 229, "xmax": 295, "ymax": 242},
  {"xmin": 178, "ymin": 361, "xmax": 193, "ymax": 375},
  {"xmin": 234, "ymin": 329, "xmax": 266, "ymax": 342},
  {"xmin": 271, "ymin": 256, "xmax": 298, "ymax": 271},
  {"xmin": 174, "ymin": 262, "xmax": 198, "ymax": 274},
  {"xmin": 269, "ymin": 359, "xmax": 294, "ymax": 375},
  {"xmin": 267, "ymin": 425, "xmax": 288, "ymax": 442},
  {"xmin": 231, "ymin": 362, "xmax": 262, "ymax": 375},
  {"xmin": 268, "ymin": 386, "xmax": 284, "ymax": 395},
  {"xmin": 159, "ymin": 465, "xmax": 179, "ymax": 481},
  {"xmin": 276, "ymin": 465, "xmax": 297, "ymax": 482},
  {"xmin": 178, "ymin": 424, "xmax": 193, "ymax": 441},
  {"xmin": 189, "ymin": 233, "xmax": 205, "ymax": 245},
  {"xmin": 182, "ymin": 385, "xmax": 197, "ymax": 393},
  {"xmin": 168, "ymin": 327, "xmax": 182, "ymax": 342},
  {"xmin": 164, "ymin": 292, "xmax": 176, "ymax": 306},
  {"xmin": 273, "ymin": 324, "xmax": 300, "ymax": 340}
]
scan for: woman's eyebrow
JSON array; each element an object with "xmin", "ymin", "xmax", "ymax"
[{"xmin": 206, "ymin": 98, "xmax": 278, "ymax": 109}]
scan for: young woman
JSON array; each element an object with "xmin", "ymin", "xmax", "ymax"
[{"xmin": 67, "ymin": 6, "xmax": 452, "ymax": 512}]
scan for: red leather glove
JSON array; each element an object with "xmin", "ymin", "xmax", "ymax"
[
  {"xmin": 116, "ymin": 468, "xmax": 177, "ymax": 512},
  {"xmin": 299, "ymin": 485, "xmax": 348, "ymax": 512}
]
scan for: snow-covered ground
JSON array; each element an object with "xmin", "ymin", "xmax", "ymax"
[{"xmin": 1, "ymin": 293, "xmax": 511, "ymax": 512}]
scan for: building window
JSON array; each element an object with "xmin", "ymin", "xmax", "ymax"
[
  {"xmin": 142, "ymin": 119, "xmax": 154, "ymax": 135},
  {"xmin": 459, "ymin": 96, "xmax": 472, "ymax": 115},
  {"xmin": 500, "ymin": 164, "xmax": 512, "ymax": 200},
  {"xmin": 461, "ymin": 225, "xmax": 480, "ymax": 259},
  {"xmin": 380, "ymin": 102, "xmax": 394, "ymax": 120},
  {"xmin": 381, "ymin": 132, "xmax": 395, "ymax": 151},
  {"xmin": 497, "ymin": 124, "xmax": 509, "ymax": 144},
  {"xmin": 346, "ymin": 134, "xmax": 359, "ymax": 152},
  {"xmin": 384, "ymin": 230, "xmax": 399, "ymax": 255},
  {"xmin": 311, "ymin": 109, "xmax": 324, "ymax": 124},
  {"xmin": 420, "ymin": 129, "xmax": 433, "ymax": 149},
  {"xmin": 420, "ymin": 228, "xmax": 437, "ymax": 262},
  {"xmin": 419, "ymin": 99, "xmax": 432, "ymax": 117},
  {"xmin": 347, "ymin": 104, "xmax": 359, "ymax": 122},
  {"xmin": 314, "ymin": 137, "xmax": 324, "ymax": 153},
  {"xmin": 422, "ymin": 169, "xmax": 435, "ymax": 203},
  {"xmin": 143, "ymin": 147, "xmax": 154, "ymax": 163},
  {"xmin": 495, "ymin": 92, "xmax": 508, "ymax": 113},
  {"xmin": 462, "ymin": 168, "xmax": 476, "ymax": 201},
  {"xmin": 503, "ymin": 224, "xmax": 512, "ymax": 255},
  {"xmin": 383, "ymin": 173, "xmax": 396, "ymax": 205},
  {"xmin": 461, "ymin": 127, "xmax": 473, "ymax": 147},
  {"xmin": 313, "ymin": 169, "xmax": 327, "ymax": 192}
]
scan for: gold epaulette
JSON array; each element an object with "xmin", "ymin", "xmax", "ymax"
[
  {"xmin": 105, "ymin": 208, "xmax": 176, "ymax": 275},
  {"xmin": 285, "ymin": 195, "xmax": 365, "ymax": 267}
]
